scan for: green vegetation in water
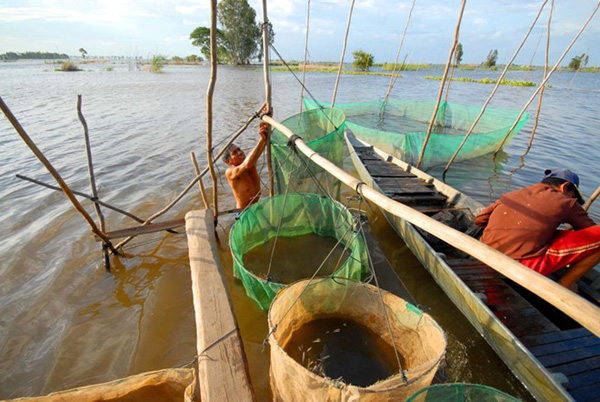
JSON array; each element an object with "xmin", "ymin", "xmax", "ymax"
[
  {"xmin": 269, "ymin": 66, "xmax": 401, "ymax": 77},
  {"xmin": 106, "ymin": 66, "xmax": 114, "ymax": 72},
  {"xmin": 151, "ymin": 55, "xmax": 167, "ymax": 73},
  {"xmin": 242, "ymin": 233, "xmax": 350, "ymax": 284},
  {"xmin": 284, "ymin": 317, "xmax": 401, "ymax": 387},
  {"xmin": 56, "ymin": 61, "xmax": 81, "ymax": 72},
  {"xmin": 424, "ymin": 76, "xmax": 536, "ymax": 87},
  {"xmin": 381, "ymin": 63, "xmax": 431, "ymax": 71}
]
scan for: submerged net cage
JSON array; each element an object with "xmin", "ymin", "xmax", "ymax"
[
  {"xmin": 271, "ymin": 107, "xmax": 346, "ymax": 200},
  {"xmin": 303, "ymin": 98, "xmax": 530, "ymax": 169},
  {"xmin": 230, "ymin": 193, "xmax": 369, "ymax": 311},
  {"xmin": 268, "ymin": 278, "xmax": 446, "ymax": 401},
  {"xmin": 406, "ymin": 383, "xmax": 521, "ymax": 401}
]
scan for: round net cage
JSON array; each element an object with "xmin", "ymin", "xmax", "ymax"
[
  {"xmin": 303, "ymin": 98, "xmax": 529, "ymax": 169},
  {"xmin": 406, "ymin": 383, "xmax": 521, "ymax": 401},
  {"xmin": 268, "ymin": 278, "xmax": 447, "ymax": 401},
  {"xmin": 230, "ymin": 193, "xmax": 369, "ymax": 311},
  {"xmin": 271, "ymin": 107, "xmax": 346, "ymax": 200}
]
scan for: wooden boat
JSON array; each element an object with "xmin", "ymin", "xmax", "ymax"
[{"xmin": 345, "ymin": 130, "xmax": 600, "ymax": 402}]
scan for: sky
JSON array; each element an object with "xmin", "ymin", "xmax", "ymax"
[{"xmin": 0, "ymin": 0, "xmax": 599, "ymax": 65}]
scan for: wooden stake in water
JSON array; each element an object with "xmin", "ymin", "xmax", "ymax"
[
  {"xmin": 0, "ymin": 96, "xmax": 119, "ymax": 256},
  {"xmin": 206, "ymin": 0, "xmax": 219, "ymax": 224},
  {"xmin": 261, "ymin": 0, "xmax": 275, "ymax": 197},
  {"xmin": 77, "ymin": 95, "xmax": 111, "ymax": 270},
  {"xmin": 191, "ymin": 151, "xmax": 210, "ymax": 209}
]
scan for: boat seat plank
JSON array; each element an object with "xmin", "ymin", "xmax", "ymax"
[
  {"xmin": 569, "ymin": 367, "xmax": 600, "ymax": 390},
  {"xmin": 364, "ymin": 165, "xmax": 417, "ymax": 178},
  {"xmin": 374, "ymin": 177, "xmax": 435, "ymax": 188},
  {"xmin": 521, "ymin": 327, "xmax": 592, "ymax": 347},
  {"xmin": 390, "ymin": 193, "xmax": 448, "ymax": 206},
  {"xmin": 569, "ymin": 382, "xmax": 600, "ymax": 402},
  {"xmin": 530, "ymin": 335, "xmax": 600, "ymax": 357},
  {"xmin": 551, "ymin": 356, "xmax": 600, "ymax": 377},
  {"xmin": 538, "ymin": 344, "xmax": 600, "ymax": 368}
]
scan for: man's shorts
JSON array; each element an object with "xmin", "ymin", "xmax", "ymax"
[{"xmin": 519, "ymin": 225, "xmax": 600, "ymax": 276}]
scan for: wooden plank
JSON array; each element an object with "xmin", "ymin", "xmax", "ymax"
[
  {"xmin": 185, "ymin": 210, "xmax": 255, "ymax": 402},
  {"xmin": 390, "ymin": 193, "xmax": 447, "ymax": 206},
  {"xmin": 521, "ymin": 328, "xmax": 592, "ymax": 347},
  {"xmin": 551, "ymin": 356, "xmax": 600, "ymax": 377},
  {"xmin": 569, "ymin": 367, "xmax": 600, "ymax": 389},
  {"xmin": 569, "ymin": 382, "xmax": 600, "ymax": 402},
  {"xmin": 530, "ymin": 335, "xmax": 600, "ymax": 357},
  {"xmin": 538, "ymin": 344, "xmax": 600, "ymax": 368},
  {"xmin": 101, "ymin": 218, "xmax": 185, "ymax": 240}
]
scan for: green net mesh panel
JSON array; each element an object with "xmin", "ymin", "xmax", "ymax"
[
  {"xmin": 303, "ymin": 98, "xmax": 529, "ymax": 169},
  {"xmin": 230, "ymin": 193, "xmax": 369, "ymax": 311},
  {"xmin": 406, "ymin": 383, "xmax": 521, "ymax": 401},
  {"xmin": 271, "ymin": 108, "xmax": 346, "ymax": 199}
]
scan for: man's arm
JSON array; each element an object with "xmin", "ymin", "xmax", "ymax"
[
  {"xmin": 474, "ymin": 200, "xmax": 500, "ymax": 228},
  {"xmin": 226, "ymin": 123, "xmax": 268, "ymax": 180},
  {"xmin": 567, "ymin": 201, "xmax": 596, "ymax": 230}
]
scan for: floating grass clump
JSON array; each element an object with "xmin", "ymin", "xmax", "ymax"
[
  {"xmin": 270, "ymin": 66, "xmax": 401, "ymax": 77},
  {"xmin": 381, "ymin": 63, "xmax": 431, "ymax": 71},
  {"xmin": 56, "ymin": 61, "xmax": 81, "ymax": 72},
  {"xmin": 424, "ymin": 76, "xmax": 536, "ymax": 87},
  {"xmin": 151, "ymin": 55, "xmax": 167, "ymax": 73},
  {"xmin": 106, "ymin": 66, "xmax": 114, "ymax": 72}
]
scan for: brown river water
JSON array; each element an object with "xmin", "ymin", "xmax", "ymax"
[{"xmin": 1, "ymin": 61, "xmax": 599, "ymax": 400}]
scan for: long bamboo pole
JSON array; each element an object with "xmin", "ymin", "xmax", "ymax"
[
  {"xmin": 331, "ymin": 0, "xmax": 355, "ymax": 108},
  {"xmin": 190, "ymin": 152, "xmax": 210, "ymax": 209},
  {"xmin": 77, "ymin": 95, "xmax": 110, "ymax": 269},
  {"xmin": 416, "ymin": 0, "xmax": 466, "ymax": 169},
  {"xmin": 113, "ymin": 106, "xmax": 263, "ymax": 250},
  {"xmin": 382, "ymin": 0, "xmax": 417, "ymax": 104},
  {"xmin": 206, "ymin": 0, "xmax": 219, "ymax": 223},
  {"xmin": 494, "ymin": 0, "xmax": 600, "ymax": 155},
  {"xmin": 299, "ymin": 0, "xmax": 311, "ymax": 113},
  {"xmin": 442, "ymin": 0, "xmax": 548, "ymax": 177},
  {"xmin": 0, "ymin": 96, "xmax": 119, "ymax": 255},
  {"xmin": 524, "ymin": 0, "xmax": 554, "ymax": 155},
  {"xmin": 584, "ymin": 185, "xmax": 600, "ymax": 212},
  {"xmin": 263, "ymin": 114, "xmax": 600, "ymax": 337},
  {"xmin": 261, "ymin": 0, "xmax": 274, "ymax": 197}
]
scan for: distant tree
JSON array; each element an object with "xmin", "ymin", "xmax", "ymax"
[
  {"xmin": 190, "ymin": 26, "xmax": 231, "ymax": 64},
  {"xmin": 172, "ymin": 56, "xmax": 183, "ymax": 63},
  {"xmin": 151, "ymin": 55, "xmax": 167, "ymax": 73},
  {"xmin": 482, "ymin": 49, "xmax": 498, "ymax": 68},
  {"xmin": 186, "ymin": 54, "xmax": 202, "ymax": 63},
  {"xmin": 352, "ymin": 50, "xmax": 374, "ymax": 71},
  {"xmin": 568, "ymin": 53, "xmax": 589, "ymax": 71},
  {"xmin": 454, "ymin": 43, "xmax": 463, "ymax": 65},
  {"xmin": 79, "ymin": 48, "xmax": 87, "ymax": 59},
  {"xmin": 218, "ymin": 0, "xmax": 261, "ymax": 64}
]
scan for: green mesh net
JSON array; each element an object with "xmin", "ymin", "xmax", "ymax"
[
  {"xmin": 230, "ymin": 193, "xmax": 369, "ymax": 311},
  {"xmin": 271, "ymin": 107, "xmax": 345, "ymax": 199},
  {"xmin": 406, "ymin": 383, "xmax": 521, "ymax": 401},
  {"xmin": 303, "ymin": 98, "xmax": 529, "ymax": 169}
]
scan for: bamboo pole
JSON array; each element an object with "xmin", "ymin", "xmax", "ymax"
[
  {"xmin": 261, "ymin": 0, "xmax": 274, "ymax": 197},
  {"xmin": 190, "ymin": 152, "xmax": 210, "ymax": 209},
  {"xmin": 0, "ymin": 96, "xmax": 119, "ymax": 255},
  {"xmin": 442, "ymin": 0, "xmax": 549, "ymax": 177},
  {"xmin": 382, "ymin": 0, "xmax": 417, "ymax": 104},
  {"xmin": 206, "ymin": 0, "xmax": 219, "ymax": 223},
  {"xmin": 263, "ymin": 114, "xmax": 600, "ymax": 337},
  {"xmin": 524, "ymin": 0, "xmax": 554, "ymax": 155},
  {"xmin": 416, "ymin": 0, "xmax": 466, "ymax": 169},
  {"xmin": 331, "ymin": 0, "xmax": 355, "ymax": 108},
  {"xmin": 299, "ymin": 0, "xmax": 311, "ymax": 113},
  {"xmin": 113, "ymin": 106, "xmax": 263, "ymax": 250},
  {"xmin": 584, "ymin": 185, "xmax": 600, "ymax": 212},
  {"xmin": 77, "ymin": 95, "xmax": 110, "ymax": 269},
  {"xmin": 493, "ymin": 0, "xmax": 600, "ymax": 156}
]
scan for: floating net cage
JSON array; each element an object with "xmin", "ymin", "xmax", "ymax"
[
  {"xmin": 271, "ymin": 107, "xmax": 346, "ymax": 200},
  {"xmin": 303, "ymin": 98, "xmax": 530, "ymax": 169},
  {"xmin": 268, "ymin": 278, "xmax": 447, "ymax": 401},
  {"xmin": 230, "ymin": 193, "xmax": 369, "ymax": 311},
  {"xmin": 406, "ymin": 383, "xmax": 521, "ymax": 401}
]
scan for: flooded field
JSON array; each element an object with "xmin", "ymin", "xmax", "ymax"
[{"xmin": 0, "ymin": 60, "xmax": 598, "ymax": 400}]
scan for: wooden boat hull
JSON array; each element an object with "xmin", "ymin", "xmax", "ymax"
[{"xmin": 345, "ymin": 130, "xmax": 572, "ymax": 401}]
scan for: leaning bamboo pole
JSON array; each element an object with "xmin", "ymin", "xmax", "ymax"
[
  {"xmin": 442, "ymin": 0, "xmax": 549, "ymax": 177},
  {"xmin": 0, "ymin": 96, "xmax": 119, "ymax": 255},
  {"xmin": 190, "ymin": 152, "xmax": 210, "ymax": 209},
  {"xmin": 584, "ymin": 185, "xmax": 600, "ymax": 212},
  {"xmin": 77, "ymin": 95, "xmax": 110, "ymax": 269},
  {"xmin": 331, "ymin": 0, "xmax": 355, "ymax": 108},
  {"xmin": 263, "ymin": 114, "xmax": 600, "ymax": 337},
  {"xmin": 261, "ymin": 0, "xmax": 274, "ymax": 197},
  {"xmin": 493, "ymin": 0, "xmax": 600, "ymax": 156},
  {"xmin": 416, "ymin": 0, "xmax": 466, "ymax": 169},
  {"xmin": 299, "ymin": 0, "xmax": 311, "ymax": 113},
  {"xmin": 206, "ymin": 0, "xmax": 219, "ymax": 223},
  {"xmin": 524, "ymin": 0, "xmax": 554, "ymax": 155}
]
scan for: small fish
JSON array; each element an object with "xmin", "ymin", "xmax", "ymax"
[
  {"xmin": 313, "ymin": 338, "xmax": 321, "ymax": 343},
  {"xmin": 333, "ymin": 328, "xmax": 341, "ymax": 333}
]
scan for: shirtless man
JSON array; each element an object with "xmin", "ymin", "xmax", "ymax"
[{"xmin": 223, "ymin": 122, "xmax": 269, "ymax": 209}]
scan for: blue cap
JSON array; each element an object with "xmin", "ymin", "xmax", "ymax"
[{"xmin": 543, "ymin": 168, "xmax": 585, "ymax": 204}]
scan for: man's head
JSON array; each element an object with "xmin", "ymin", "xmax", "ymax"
[
  {"xmin": 223, "ymin": 143, "xmax": 245, "ymax": 166},
  {"xmin": 542, "ymin": 168, "xmax": 585, "ymax": 204}
]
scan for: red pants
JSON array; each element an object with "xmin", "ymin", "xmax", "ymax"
[{"xmin": 519, "ymin": 225, "xmax": 600, "ymax": 276}]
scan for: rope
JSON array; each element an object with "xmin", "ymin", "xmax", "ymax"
[
  {"xmin": 300, "ymin": 0, "xmax": 311, "ymax": 113},
  {"xmin": 331, "ymin": 0, "xmax": 356, "ymax": 107}
]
